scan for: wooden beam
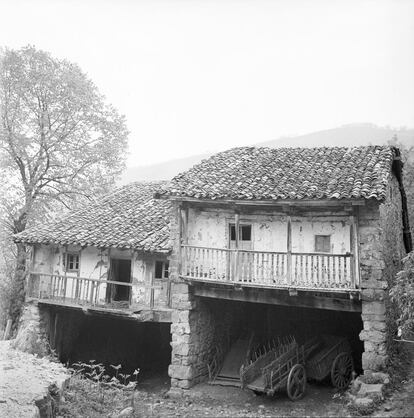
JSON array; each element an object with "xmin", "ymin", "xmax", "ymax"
[
  {"xmin": 177, "ymin": 205, "xmax": 183, "ymax": 277},
  {"xmin": 193, "ymin": 285, "xmax": 361, "ymax": 313},
  {"xmin": 286, "ymin": 215, "xmax": 292, "ymax": 286},
  {"xmin": 351, "ymin": 209, "xmax": 361, "ymax": 287},
  {"xmin": 234, "ymin": 212, "xmax": 240, "ymax": 282},
  {"xmin": 161, "ymin": 195, "xmax": 367, "ymax": 207}
]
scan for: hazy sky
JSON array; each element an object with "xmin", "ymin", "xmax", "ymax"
[{"xmin": 1, "ymin": 0, "xmax": 413, "ymax": 167}]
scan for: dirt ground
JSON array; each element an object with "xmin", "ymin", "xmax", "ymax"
[
  {"xmin": 0, "ymin": 340, "xmax": 69, "ymax": 418},
  {"xmin": 373, "ymin": 346, "xmax": 414, "ymax": 418},
  {"xmin": 1, "ymin": 340, "xmax": 414, "ymax": 417},
  {"xmin": 120, "ymin": 375, "xmax": 351, "ymax": 418}
]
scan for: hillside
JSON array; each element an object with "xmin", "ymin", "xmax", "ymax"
[{"xmin": 120, "ymin": 124, "xmax": 414, "ymax": 184}]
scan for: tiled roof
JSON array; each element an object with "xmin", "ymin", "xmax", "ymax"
[
  {"xmin": 157, "ymin": 146, "xmax": 397, "ymax": 201},
  {"xmin": 14, "ymin": 182, "xmax": 172, "ymax": 252}
]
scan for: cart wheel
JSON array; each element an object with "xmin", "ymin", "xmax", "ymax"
[
  {"xmin": 331, "ymin": 352, "xmax": 353, "ymax": 389},
  {"xmin": 287, "ymin": 364, "xmax": 307, "ymax": 401}
]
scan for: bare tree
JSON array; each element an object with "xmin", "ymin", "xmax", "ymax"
[{"xmin": 0, "ymin": 46, "xmax": 129, "ymax": 328}]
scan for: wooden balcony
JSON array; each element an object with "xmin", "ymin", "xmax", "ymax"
[
  {"xmin": 26, "ymin": 272, "xmax": 172, "ymax": 321},
  {"xmin": 181, "ymin": 245, "xmax": 359, "ymax": 292}
]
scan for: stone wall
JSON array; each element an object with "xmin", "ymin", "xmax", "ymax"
[
  {"xmin": 359, "ymin": 175, "xmax": 406, "ymax": 373},
  {"xmin": 11, "ymin": 301, "xmax": 51, "ymax": 356},
  {"xmin": 168, "ymin": 202, "xmax": 238, "ymax": 393},
  {"xmin": 168, "ymin": 173, "xmax": 409, "ymax": 390},
  {"xmin": 11, "ymin": 301, "xmax": 84, "ymax": 362}
]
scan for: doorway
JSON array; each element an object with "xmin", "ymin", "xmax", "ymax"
[{"xmin": 107, "ymin": 258, "xmax": 132, "ymax": 302}]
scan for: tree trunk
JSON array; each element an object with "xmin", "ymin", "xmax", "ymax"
[
  {"xmin": 9, "ymin": 210, "xmax": 29, "ymax": 332},
  {"xmin": 9, "ymin": 242, "xmax": 28, "ymax": 332}
]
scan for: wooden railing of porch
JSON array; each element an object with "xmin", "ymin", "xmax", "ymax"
[
  {"xmin": 27, "ymin": 272, "xmax": 170, "ymax": 309},
  {"xmin": 181, "ymin": 245, "xmax": 357, "ymax": 292}
]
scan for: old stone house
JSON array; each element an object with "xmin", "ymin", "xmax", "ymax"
[
  {"xmin": 13, "ymin": 181, "xmax": 173, "ymax": 368},
  {"xmin": 156, "ymin": 145, "xmax": 412, "ymax": 393},
  {"xmin": 13, "ymin": 145, "xmax": 412, "ymax": 395}
]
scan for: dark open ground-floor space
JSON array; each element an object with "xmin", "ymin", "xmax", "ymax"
[
  {"xmin": 42, "ymin": 305, "xmax": 172, "ymax": 379},
  {"xmin": 197, "ymin": 296, "xmax": 364, "ymax": 376}
]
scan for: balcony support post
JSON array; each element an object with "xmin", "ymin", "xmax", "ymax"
[
  {"xmin": 286, "ymin": 215, "xmax": 292, "ymax": 286},
  {"xmin": 63, "ymin": 245, "xmax": 68, "ymax": 301},
  {"xmin": 234, "ymin": 212, "xmax": 240, "ymax": 282},
  {"xmin": 177, "ymin": 204, "xmax": 183, "ymax": 278},
  {"xmin": 350, "ymin": 210, "xmax": 360, "ymax": 288}
]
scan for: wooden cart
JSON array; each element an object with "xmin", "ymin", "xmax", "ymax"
[
  {"xmin": 306, "ymin": 334, "xmax": 353, "ymax": 389},
  {"xmin": 240, "ymin": 336, "xmax": 308, "ymax": 401}
]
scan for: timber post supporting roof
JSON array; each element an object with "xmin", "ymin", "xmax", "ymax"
[
  {"xmin": 156, "ymin": 146, "xmax": 398, "ymax": 202},
  {"xmin": 14, "ymin": 181, "xmax": 172, "ymax": 253}
]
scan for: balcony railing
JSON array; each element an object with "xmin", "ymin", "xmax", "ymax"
[
  {"xmin": 27, "ymin": 272, "xmax": 170, "ymax": 309},
  {"xmin": 181, "ymin": 245, "xmax": 357, "ymax": 292}
]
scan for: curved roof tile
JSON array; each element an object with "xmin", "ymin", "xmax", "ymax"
[
  {"xmin": 157, "ymin": 146, "xmax": 396, "ymax": 201},
  {"xmin": 14, "ymin": 181, "xmax": 172, "ymax": 252}
]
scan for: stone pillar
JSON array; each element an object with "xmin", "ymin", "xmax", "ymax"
[
  {"xmin": 358, "ymin": 202, "xmax": 388, "ymax": 373},
  {"xmin": 358, "ymin": 175, "xmax": 406, "ymax": 374},
  {"xmin": 11, "ymin": 301, "xmax": 50, "ymax": 357},
  {"xmin": 169, "ymin": 283, "xmax": 198, "ymax": 392}
]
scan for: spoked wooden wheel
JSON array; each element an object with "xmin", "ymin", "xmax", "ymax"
[
  {"xmin": 331, "ymin": 352, "xmax": 353, "ymax": 389},
  {"xmin": 287, "ymin": 364, "xmax": 307, "ymax": 401}
]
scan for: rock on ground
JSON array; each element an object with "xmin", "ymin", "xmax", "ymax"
[{"xmin": 0, "ymin": 340, "xmax": 69, "ymax": 418}]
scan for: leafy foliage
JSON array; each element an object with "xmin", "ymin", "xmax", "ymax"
[
  {"xmin": 390, "ymin": 252, "xmax": 414, "ymax": 338},
  {"xmin": 0, "ymin": 45, "xmax": 128, "ymax": 225},
  {"xmin": 0, "ymin": 45, "xmax": 128, "ymax": 327}
]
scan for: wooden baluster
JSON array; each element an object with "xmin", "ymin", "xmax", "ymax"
[
  {"xmin": 192, "ymin": 247, "xmax": 196, "ymax": 278},
  {"xmin": 338, "ymin": 257, "xmax": 342, "ymax": 286},
  {"xmin": 316, "ymin": 256, "xmax": 319, "ymax": 286},
  {"xmin": 341, "ymin": 257, "xmax": 349, "ymax": 287},
  {"xmin": 309, "ymin": 255, "xmax": 313, "ymax": 285},
  {"xmin": 326, "ymin": 256, "xmax": 330, "ymax": 287},
  {"xmin": 305, "ymin": 255, "xmax": 308, "ymax": 287},
  {"xmin": 195, "ymin": 248, "xmax": 198, "ymax": 278},
  {"xmin": 197, "ymin": 247, "xmax": 200, "ymax": 278},
  {"xmin": 188, "ymin": 247, "xmax": 191, "ymax": 277},
  {"xmin": 206, "ymin": 248, "xmax": 209, "ymax": 278},
  {"xmin": 267, "ymin": 253, "xmax": 275, "ymax": 283},
  {"xmin": 320, "ymin": 256, "xmax": 324, "ymax": 287},
  {"xmin": 239, "ymin": 252, "xmax": 243, "ymax": 282},
  {"xmin": 90, "ymin": 280, "xmax": 95, "ymax": 304},
  {"xmin": 191, "ymin": 247, "xmax": 195, "ymax": 278},
  {"xmin": 301, "ymin": 254, "xmax": 304, "ymax": 285},
  {"xmin": 199, "ymin": 248, "xmax": 203, "ymax": 279},
  {"xmin": 182, "ymin": 246, "xmax": 186, "ymax": 277},
  {"xmin": 201, "ymin": 248, "xmax": 204, "ymax": 278},
  {"xmin": 216, "ymin": 249, "xmax": 219, "ymax": 280},
  {"xmin": 270, "ymin": 253, "xmax": 274, "ymax": 284},
  {"xmin": 96, "ymin": 281, "xmax": 101, "ymax": 305},
  {"xmin": 255, "ymin": 253, "xmax": 259, "ymax": 283}
]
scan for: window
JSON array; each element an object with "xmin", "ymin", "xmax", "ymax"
[
  {"xmin": 64, "ymin": 253, "xmax": 80, "ymax": 272},
  {"xmin": 155, "ymin": 261, "xmax": 169, "ymax": 279},
  {"xmin": 229, "ymin": 224, "xmax": 252, "ymax": 250},
  {"xmin": 315, "ymin": 235, "xmax": 331, "ymax": 253},
  {"xmin": 229, "ymin": 224, "xmax": 252, "ymax": 241}
]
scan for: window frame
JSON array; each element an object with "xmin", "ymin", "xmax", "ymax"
[
  {"xmin": 229, "ymin": 223, "xmax": 252, "ymax": 242},
  {"xmin": 314, "ymin": 235, "xmax": 331, "ymax": 253},
  {"xmin": 154, "ymin": 260, "xmax": 169, "ymax": 279},
  {"xmin": 64, "ymin": 252, "xmax": 80, "ymax": 272}
]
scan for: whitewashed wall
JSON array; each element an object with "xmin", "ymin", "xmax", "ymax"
[
  {"xmin": 31, "ymin": 244, "xmax": 169, "ymax": 307},
  {"xmin": 187, "ymin": 208, "xmax": 351, "ymax": 253}
]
